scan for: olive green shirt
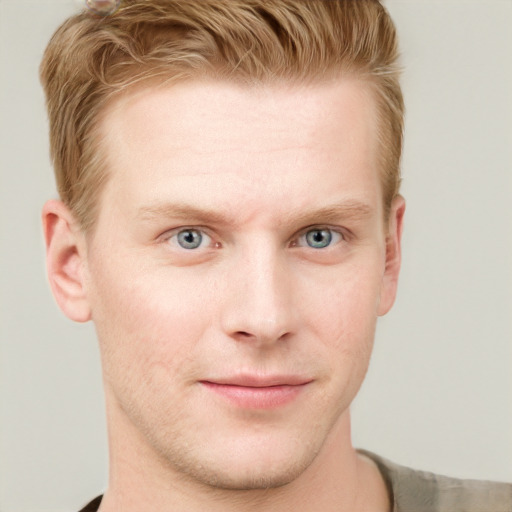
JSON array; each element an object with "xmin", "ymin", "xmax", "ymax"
[{"xmin": 361, "ymin": 450, "xmax": 512, "ymax": 512}]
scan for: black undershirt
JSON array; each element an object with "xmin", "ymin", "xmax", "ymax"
[{"xmin": 79, "ymin": 495, "xmax": 102, "ymax": 512}]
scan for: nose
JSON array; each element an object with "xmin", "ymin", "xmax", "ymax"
[{"xmin": 220, "ymin": 243, "xmax": 298, "ymax": 346}]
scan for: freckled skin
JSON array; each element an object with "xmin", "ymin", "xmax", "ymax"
[{"xmin": 48, "ymin": 79, "xmax": 404, "ymax": 511}]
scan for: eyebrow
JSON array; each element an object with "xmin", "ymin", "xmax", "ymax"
[
  {"xmin": 137, "ymin": 200, "xmax": 374, "ymax": 226},
  {"xmin": 138, "ymin": 203, "xmax": 233, "ymax": 225},
  {"xmin": 291, "ymin": 202, "xmax": 374, "ymax": 226}
]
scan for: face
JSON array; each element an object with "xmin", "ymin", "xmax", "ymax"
[{"xmin": 79, "ymin": 79, "xmax": 403, "ymax": 490}]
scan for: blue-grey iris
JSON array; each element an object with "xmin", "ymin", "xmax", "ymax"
[
  {"xmin": 306, "ymin": 229, "xmax": 332, "ymax": 249},
  {"xmin": 177, "ymin": 229, "xmax": 203, "ymax": 249}
]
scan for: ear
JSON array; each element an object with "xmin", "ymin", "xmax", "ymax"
[
  {"xmin": 42, "ymin": 200, "xmax": 91, "ymax": 322},
  {"xmin": 377, "ymin": 195, "xmax": 405, "ymax": 316}
]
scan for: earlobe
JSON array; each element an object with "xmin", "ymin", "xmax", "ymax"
[
  {"xmin": 42, "ymin": 200, "xmax": 91, "ymax": 322},
  {"xmin": 377, "ymin": 195, "xmax": 405, "ymax": 316}
]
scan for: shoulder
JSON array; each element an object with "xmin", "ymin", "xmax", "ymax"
[{"xmin": 359, "ymin": 450, "xmax": 512, "ymax": 512}]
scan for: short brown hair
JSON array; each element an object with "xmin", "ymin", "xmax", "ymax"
[{"xmin": 40, "ymin": 0, "xmax": 404, "ymax": 232}]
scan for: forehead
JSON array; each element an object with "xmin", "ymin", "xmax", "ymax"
[
  {"xmin": 104, "ymin": 77, "xmax": 377, "ymax": 154},
  {"xmin": 98, "ymin": 78, "xmax": 382, "ymax": 223}
]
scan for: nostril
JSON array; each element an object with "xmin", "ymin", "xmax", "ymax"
[{"xmin": 231, "ymin": 329, "xmax": 291, "ymax": 345}]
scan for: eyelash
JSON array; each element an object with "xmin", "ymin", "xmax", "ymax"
[{"xmin": 161, "ymin": 226, "xmax": 346, "ymax": 251}]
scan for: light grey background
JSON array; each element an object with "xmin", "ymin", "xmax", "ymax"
[{"xmin": 1, "ymin": 1, "xmax": 511, "ymax": 511}]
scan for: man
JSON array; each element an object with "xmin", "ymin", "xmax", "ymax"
[{"xmin": 39, "ymin": 1, "xmax": 511, "ymax": 511}]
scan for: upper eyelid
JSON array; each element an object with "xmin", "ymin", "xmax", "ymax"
[
  {"xmin": 159, "ymin": 225, "xmax": 212, "ymax": 240},
  {"xmin": 295, "ymin": 224, "xmax": 347, "ymax": 239}
]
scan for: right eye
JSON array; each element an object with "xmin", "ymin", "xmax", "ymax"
[
  {"xmin": 165, "ymin": 228, "xmax": 212, "ymax": 250},
  {"xmin": 304, "ymin": 228, "xmax": 335, "ymax": 249}
]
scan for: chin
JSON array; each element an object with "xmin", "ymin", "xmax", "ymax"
[
  {"xmin": 158, "ymin": 431, "xmax": 323, "ymax": 492},
  {"xmin": 179, "ymin": 454, "xmax": 315, "ymax": 491}
]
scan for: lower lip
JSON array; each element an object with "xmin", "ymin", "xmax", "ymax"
[{"xmin": 201, "ymin": 382, "xmax": 308, "ymax": 409}]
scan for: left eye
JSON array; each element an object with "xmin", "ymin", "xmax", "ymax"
[
  {"xmin": 170, "ymin": 229, "xmax": 211, "ymax": 250},
  {"xmin": 301, "ymin": 228, "xmax": 342, "ymax": 249}
]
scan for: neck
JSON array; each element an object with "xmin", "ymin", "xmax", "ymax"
[{"xmin": 99, "ymin": 402, "xmax": 390, "ymax": 512}]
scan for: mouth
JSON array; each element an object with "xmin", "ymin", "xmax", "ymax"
[{"xmin": 200, "ymin": 375, "xmax": 312, "ymax": 409}]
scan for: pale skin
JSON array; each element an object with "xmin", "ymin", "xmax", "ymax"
[{"xmin": 43, "ymin": 78, "xmax": 405, "ymax": 512}]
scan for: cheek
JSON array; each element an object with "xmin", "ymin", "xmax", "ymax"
[
  {"xmin": 87, "ymin": 258, "xmax": 217, "ymax": 383},
  {"xmin": 298, "ymin": 256, "xmax": 383, "ymax": 349}
]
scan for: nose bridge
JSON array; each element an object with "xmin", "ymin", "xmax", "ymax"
[{"xmin": 222, "ymin": 238, "xmax": 296, "ymax": 343}]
